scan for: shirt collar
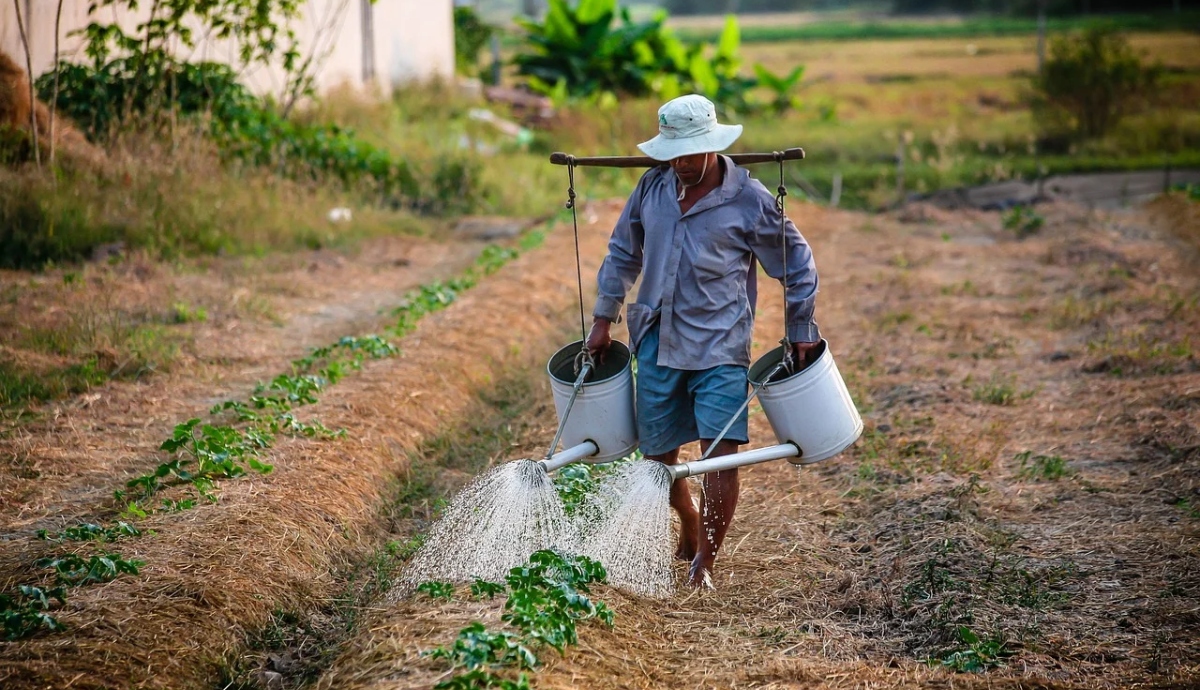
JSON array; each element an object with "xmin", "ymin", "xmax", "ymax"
[{"xmin": 664, "ymin": 155, "xmax": 746, "ymax": 218}]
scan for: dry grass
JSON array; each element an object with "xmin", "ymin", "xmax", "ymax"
[
  {"xmin": 306, "ymin": 200, "xmax": 1199, "ymax": 690},
  {"xmin": 1, "ymin": 176, "xmax": 1198, "ymax": 689},
  {"xmin": 0, "ymin": 205, "xmax": 613, "ymax": 689},
  {"xmin": 740, "ymin": 32, "xmax": 1200, "ymax": 83}
]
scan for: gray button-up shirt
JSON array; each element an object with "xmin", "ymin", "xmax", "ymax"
[{"xmin": 593, "ymin": 155, "xmax": 820, "ymax": 370}]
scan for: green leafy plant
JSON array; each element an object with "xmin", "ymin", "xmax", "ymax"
[
  {"xmin": 454, "ymin": 7, "xmax": 496, "ymax": 78},
  {"xmin": 435, "ymin": 668, "xmax": 532, "ymax": 690},
  {"xmin": 752, "ymin": 64, "xmax": 805, "ymax": 114},
  {"xmin": 932, "ymin": 626, "xmax": 1012, "ymax": 673},
  {"xmin": 1, "ymin": 586, "xmax": 68, "ymax": 640},
  {"xmin": 37, "ymin": 521, "xmax": 141, "ymax": 542},
  {"xmin": 429, "ymin": 621, "xmax": 539, "ymax": 670},
  {"xmin": 426, "ymin": 551, "xmax": 612, "ymax": 687},
  {"xmin": 471, "ymin": 579, "xmax": 506, "ymax": 600},
  {"xmin": 417, "ymin": 581, "xmax": 456, "ymax": 601},
  {"xmin": 513, "ymin": 0, "xmax": 757, "ymax": 110},
  {"xmin": 552, "ymin": 464, "xmax": 597, "ymax": 516},
  {"xmin": 1014, "ymin": 451, "xmax": 1071, "ymax": 480},
  {"xmin": 1001, "ymin": 205, "xmax": 1045, "ymax": 239},
  {"xmin": 36, "ymin": 553, "xmax": 145, "ymax": 586}
]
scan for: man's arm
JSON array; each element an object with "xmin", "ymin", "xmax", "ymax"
[
  {"xmin": 746, "ymin": 186, "xmax": 820, "ymax": 363},
  {"xmin": 588, "ymin": 173, "xmax": 651, "ymax": 357}
]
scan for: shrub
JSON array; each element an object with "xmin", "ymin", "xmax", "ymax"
[
  {"xmin": 514, "ymin": 0, "xmax": 756, "ymax": 111},
  {"xmin": 454, "ymin": 7, "xmax": 495, "ymax": 78},
  {"xmin": 1031, "ymin": 27, "xmax": 1161, "ymax": 140}
]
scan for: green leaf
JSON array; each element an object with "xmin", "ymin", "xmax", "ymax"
[{"xmin": 717, "ymin": 15, "xmax": 741, "ymax": 62}]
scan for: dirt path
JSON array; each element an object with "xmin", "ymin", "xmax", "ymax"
[
  {"xmin": 1, "ymin": 196, "xmax": 1196, "ymax": 689},
  {"xmin": 313, "ymin": 201, "xmax": 1199, "ymax": 689}
]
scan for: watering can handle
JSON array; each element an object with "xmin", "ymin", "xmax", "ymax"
[{"xmin": 544, "ymin": 360, "xmax": 593, "ymax": 461}]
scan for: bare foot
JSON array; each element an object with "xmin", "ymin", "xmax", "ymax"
[{"xmin": 687, "ymin": 558, "xmax": 715, "ymax": 590}]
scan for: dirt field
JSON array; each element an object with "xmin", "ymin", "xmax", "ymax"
[{"xmin": 1, "ymin": 191, "xmax": 1198, "ymax": 689}]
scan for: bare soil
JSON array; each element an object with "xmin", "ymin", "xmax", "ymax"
[{"xmin": 1, "ymin": 196, "xmax": 1197, "ymax": 689}]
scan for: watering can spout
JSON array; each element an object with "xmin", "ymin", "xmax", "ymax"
[
  {"xmin": 666, "ymin": 443, "xmax": 801, "ymax": 481},
  {"xmin": 538, "ymin": 440, "xmax": 599, "ymax": 473}
]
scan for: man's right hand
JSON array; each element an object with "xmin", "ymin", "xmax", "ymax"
[{"xmin": 586, "ymin": 318, "xmax": 613, "ymax": 363}]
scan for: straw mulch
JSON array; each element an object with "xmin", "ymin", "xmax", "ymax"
[
  {"xmin": 312, "ymin": 201, "xmax": 1199, "ymax": 690},
  {"xmin": 0, "ymin": 206, "xmax": 617, "ymax": 689}
]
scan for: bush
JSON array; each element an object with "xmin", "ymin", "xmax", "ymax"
[
  {"xmin": 35, "ymin": 58, "xmax": 479, "ymax": 212},
  {"xmin": 1031, "ymin": 27, "xmax": 1161, "ymax": 141},
  {"xmin": 454, "ymin": 7, "xmax": 495, "ymax": 78},
  {"xmin": 514, "ymin": 0, "xmax": 754, "ymax": 111}
]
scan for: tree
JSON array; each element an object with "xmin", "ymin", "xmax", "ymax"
[{"xmin": 1031, "ymin": 27, "xmax": 1161, "ymax": 140}]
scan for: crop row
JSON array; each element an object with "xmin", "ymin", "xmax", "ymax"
[{"xmin": 2, "ymin": 239, "xmax": 538, "ymax": 641}]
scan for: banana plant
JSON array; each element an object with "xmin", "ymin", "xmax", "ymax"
[{"xmin": 753, "ymin": 63, "xmax": 806, "ymax": 114}]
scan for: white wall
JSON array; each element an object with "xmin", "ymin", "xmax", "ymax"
[{"xmin": 0, "ymin": 0, "xmax": 454, "ymax": 94}]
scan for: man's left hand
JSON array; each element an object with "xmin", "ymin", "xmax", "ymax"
[{"xmin": 791, "ymin": 341, "xmax": 821, "ymax": 368}]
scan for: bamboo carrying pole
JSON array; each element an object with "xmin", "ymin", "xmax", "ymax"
[{"xmin": 550, "ymin": 148, "xmax": 805, "ymax": 168}]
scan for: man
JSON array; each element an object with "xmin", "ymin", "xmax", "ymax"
[{"xmin": 585, "ymin": 94, "xmax": 821, "ymax": 590}]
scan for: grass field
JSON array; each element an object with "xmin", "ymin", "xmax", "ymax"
[{"xmin": 672, "ymin": 10, "xmax": 1200, "ymax": 42}]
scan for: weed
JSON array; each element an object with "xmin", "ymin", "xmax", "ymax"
[
  {"xmin": 417, "ymin": 581, "xmax": 456, "ymax": 601},
  {"xmin": 1014, "ymin": 451, "xmax": 1072, "ymax": 480},
  {"xmin": 877, "ymin": 311, "xmax": 914, "ymax": 330},
  {"xmin": 1002, "ymin": 205, "xmax": 1045, "ymax": 238},
  {"xmin": 983, "ymin": 556, "xmax": 1076, "ymax": 610},
  {"xmin": 902, "ymin": 541, "xmax": 962, "ymax": 606},
  {"xmin": 932, "ymin": 626, "xmax": 1012, "ymax": 673},
  {"xmin": 971, "ymin": 374, "xmax": 1024, "ymax": 406},
  {"xmin": 1174, "ymin": 497, "xmax": 1200, "ymax": 520},
  {"xmin": 170, "ymin": 302, "xmax": 208, "ymax": 324}
]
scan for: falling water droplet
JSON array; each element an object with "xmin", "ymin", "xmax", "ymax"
[
  {"xmin": 577, "ymin": 460, "xmax": 675, "ymax": 598},
  {"xmin": 396, "ymin": 460, "xmax": 577, "ymax": 593}
]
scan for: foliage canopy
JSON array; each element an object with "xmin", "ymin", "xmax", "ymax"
[{"xmin": 1032, "ymin": 27, "xmax": 1161, "ymax": 140}]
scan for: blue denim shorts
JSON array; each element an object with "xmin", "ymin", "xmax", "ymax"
[{"xmin": 635, "ymin": 324, "xmax": 749, "ymax": 456}]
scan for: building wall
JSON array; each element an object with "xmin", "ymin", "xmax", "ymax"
[{"xmin": 0, "ymin": 0, "xmax": 454, "ymax": 94}]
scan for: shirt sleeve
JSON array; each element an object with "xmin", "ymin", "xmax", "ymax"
[
  {"xmin": 593, "ymin": 170, "xmax": 653, "ymax": 322},
  {"xmin": 746, "ymin": 182, "xmax": 820, "ymax": 343}
]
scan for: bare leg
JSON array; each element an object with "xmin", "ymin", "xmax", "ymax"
[
  {"xmin": 646, "ymin": 448, "xmax": 699, "ymax": 561},
  {"xmin": 689, "ymin": 439, "xmax": 741, "ymax": 589}
]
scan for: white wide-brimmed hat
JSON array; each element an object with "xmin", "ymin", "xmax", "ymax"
[{"xmin": 637, "ymin": 94, "xmax": 743, "ymax": 162}]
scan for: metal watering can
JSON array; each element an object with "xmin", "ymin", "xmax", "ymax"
[
  {"xmin": 540, "ymin": 340, "xmax": 638, "ymax": 472},
  {"xmin": 538, "ymin": 339, "xmax": 862, "ymax": 479}
]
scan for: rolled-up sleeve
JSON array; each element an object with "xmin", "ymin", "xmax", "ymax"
[
  {"xmin": 747, "ymin": 188, "xmax": 820, "ymax": 343},
  {"xmin": 593, "ymin": 173, "xmax": 650, "ymax": 322}
]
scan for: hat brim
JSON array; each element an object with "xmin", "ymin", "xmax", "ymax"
[{"xmin": 636, "ymin": 123, "xmax": 743, "ymax": 162}]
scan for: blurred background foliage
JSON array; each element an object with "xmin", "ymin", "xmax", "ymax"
[{"xmin": 1, "ymin": 0, "xmax": 1197, "ymax": 270}]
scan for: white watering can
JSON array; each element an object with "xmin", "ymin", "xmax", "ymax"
[{"xmin": 538, "ymin": 339, "xmax": 862, "ymax": 479}]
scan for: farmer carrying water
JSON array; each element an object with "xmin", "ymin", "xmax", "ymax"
[{"xmin": 586, "ymin": 94, "xmax": 821, "ymax": 590}]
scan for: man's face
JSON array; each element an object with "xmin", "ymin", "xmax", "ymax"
[{"xmin": 670, "ymin": 153, "xmax": 711, "ymax": 187}]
